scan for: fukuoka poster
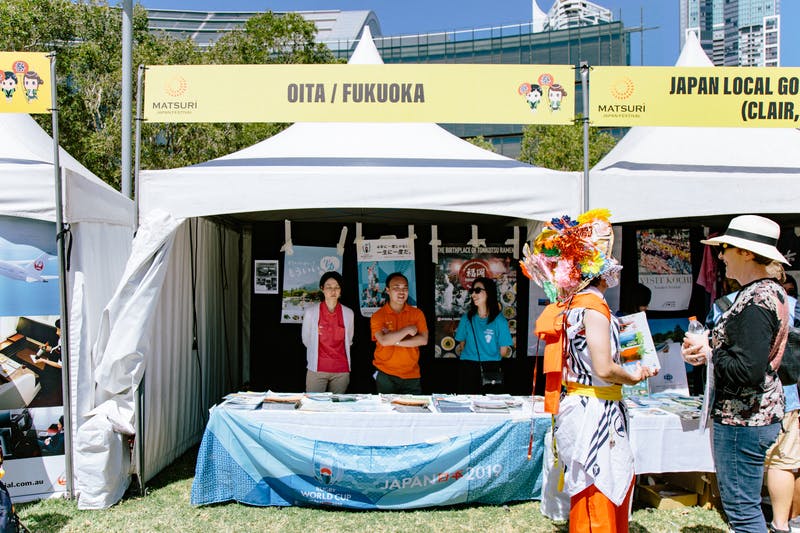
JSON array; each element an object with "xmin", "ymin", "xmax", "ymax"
[
  {"xmin": 637, "ymin": 229, "xmax": 692, "ymax": 311},
  {"xmin": 434, "ymin": 245, "xmax": 517, "ymax": 359},
  {"xmin": 356, "ymin": 238, "xmax": 416, "ymax": 318},
  {"xmin": 281, "ymin": 246, "xmax": 342, "ymax": 324},
  {"xmin": 0, "ymin": 219, "xmax": 66, "ymax": 502}
]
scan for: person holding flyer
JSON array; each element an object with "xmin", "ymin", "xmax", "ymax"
[
  {"xmin": 683, "ymin": 215, "xmax": 790, "ymax": 533},
  {"xmin": 522, "ymin": 209, "xmax": 656, "ymax": 533}
]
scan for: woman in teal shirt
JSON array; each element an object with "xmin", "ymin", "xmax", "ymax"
[{"xmin": 455, "ymin": 277, "xmax": 513, "ymax": 394}]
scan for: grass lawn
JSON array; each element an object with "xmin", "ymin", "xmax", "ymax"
[{"xmin": 17, "ymin": 447, "xmax": 730, "ymax": 532}]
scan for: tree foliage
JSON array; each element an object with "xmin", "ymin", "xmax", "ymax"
[
  {"xmin": 518, "ymin": 116, "xmax": 618, "ymax": 171},
  {"xmin": 465, "ymin": 135, "xmax": 496, "ymax": 153},
  {"xmin": 0, "ymin": 1, "xmax": 338, "ymax": 188}
]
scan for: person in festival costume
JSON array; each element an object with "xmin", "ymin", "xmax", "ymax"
[{"xmin": 521, "ymin": 208, "xmax": 657, "ymax": 533}]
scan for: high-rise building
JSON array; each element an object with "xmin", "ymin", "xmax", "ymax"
[
  {"xmin": 680, "ymin": 0, "xmax": 780, "ymax": 66},
  {"xmin": 536, "ymin": 0, "xmax": 613, "ymax": 32}
]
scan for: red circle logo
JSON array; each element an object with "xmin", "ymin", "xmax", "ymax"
[{"xmin": 458, "ymin": 259, "xmax": 490, "ymax": 289}]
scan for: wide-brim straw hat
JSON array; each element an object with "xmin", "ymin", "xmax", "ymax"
[{"xmin": 700, "ymin": 215, "xmax": 789, "ymax": 265}]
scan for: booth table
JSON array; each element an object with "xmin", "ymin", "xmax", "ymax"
[{"xmin": 191, "ymin": 399, "xmax": 713, "ymax": 509}]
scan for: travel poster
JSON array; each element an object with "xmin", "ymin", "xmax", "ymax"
[
  {"xmin": 646, "ymin": 317, "xmax": 690, "ymax": 396},
  {"xmin": 0, "ymin": 219, "xmax": 66, "ymax": 502},
  {"xmin": 637, "ymin": 229, "xmax": 692, "ymax": 311},
  {"xmin": 433, "ymin": 245, "xmax": 516, "ymax": 359},
  {"xmin": 356, "ymin": 238, "xmax": 416, "ymax": 318},
  {"xmin": 281, "ymin": 246, "xmax": 341, "ymax": 324}
]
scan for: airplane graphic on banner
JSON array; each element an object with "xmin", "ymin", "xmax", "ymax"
[{"xmin": 0, "ymin": 252, "xmax": 57, "ymax": 282}]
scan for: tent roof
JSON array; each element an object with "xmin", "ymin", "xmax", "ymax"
[
  {"xmin": 140, "ymin": 27, "xmax": 579, "ymax": 223},
  {"xmin": 0, "ymin": 113, "xmax": 133, "ymax": 225},
  {"xmin": 140, "ymin": 119, "xmax": 580, "ymax": 223},
  {"xmin": 589, "ymin": 32, "xmax": 800, "ymax": 223}
]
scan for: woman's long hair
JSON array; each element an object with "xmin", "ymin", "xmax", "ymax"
[{"xmin": 467, "ymin": 276, "xmax": 501, "ymax": 324}]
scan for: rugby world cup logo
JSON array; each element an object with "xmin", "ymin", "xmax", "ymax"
[{"xmin": 314, "ymin": 454, "xmax": 342, "ymax": 485}]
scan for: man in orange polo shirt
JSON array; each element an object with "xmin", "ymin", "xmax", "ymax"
[{"xmin": 371, "ymin": 272, "xmax": 428, "ymax": 394}]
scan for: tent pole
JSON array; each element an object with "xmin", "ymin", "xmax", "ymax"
[
  {"xmin": 134, "ymin": 371, "xmax": 145, "ymax": 496},
  {"xmin": 133, "ymin": 64, "xmax": 146, "ymax": 495},
  {"xmin": 50, "ymin": 52, "xmax": 75, "ymax": 500},
  {"xmin": 580, "ymin": 61, "xmax": 590, "ymax": 212},
  {"xmin": 134, "ymin": 65, "xmax": 145, "ymax": 230},
  {"xmin": 121, "ymin": 0, "xmax": 133, "ymax": 198}
]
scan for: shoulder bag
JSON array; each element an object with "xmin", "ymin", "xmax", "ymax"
[{"xmin": 470, "ymin": 316, "xmax": 504, "ymax": 387}]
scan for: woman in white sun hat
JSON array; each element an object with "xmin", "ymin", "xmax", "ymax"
[{"xmin": 683, "ymin": 214, "xmax": 791, "ymax": 533}]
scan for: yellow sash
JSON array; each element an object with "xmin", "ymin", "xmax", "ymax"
[{"xmin": 565, "ymin": 382, "xmax": 622, "ymax": 401}]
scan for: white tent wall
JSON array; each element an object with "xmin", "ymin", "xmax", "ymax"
[
  {"xmin": 68, "ymin": 220, "xmax": 134, "ymax": 456},
  {"xmin": 142, "ymin": 217, "xmax": 243, "ymax": 482}
]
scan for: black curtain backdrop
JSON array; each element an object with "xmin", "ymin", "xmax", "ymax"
[
  {"xmin": 249, "ymin": 221, "xmax": 533, "ymax": 395},
  {"xmin": 249, "ymin": 216, "xmax": 800, "ymax": 397}
]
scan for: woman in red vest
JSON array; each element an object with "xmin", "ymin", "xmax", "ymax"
[{"xmin": 301, "ymin": 271, "xmax": 354, "ymax": 393}]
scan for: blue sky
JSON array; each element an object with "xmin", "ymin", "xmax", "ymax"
[{"xmin": 136, "ymin": 0, "xmax": 799, "ymax": 66}]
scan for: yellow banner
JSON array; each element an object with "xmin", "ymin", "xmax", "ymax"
[
  {"xmin": 143, "ymin": 64, "xmax": 575, "ymax": 124},
  {"xmin": 0, "ymin": 52, "xmax": 51, "ymax": 114},
  {"xmin": 591, "ymin": 66, "xmax": 800, "ymax": 127}
]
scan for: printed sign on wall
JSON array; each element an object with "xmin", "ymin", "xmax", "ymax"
[
  {"xmin": 281, "ymin": 246, "xmax": 341, "ymax": 324},
  {"xmin": 356, "ymin": 239, "xmax": 416, "ymax": 318},
  {"xmin": 434, "ymin": 245, "xmax": 517, "ymax": 359},
  {"xmin": 637, "ymin": 228, "xmax": 692, "ymax": 311}
]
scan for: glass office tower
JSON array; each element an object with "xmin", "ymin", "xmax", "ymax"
[{"xmin": 680, "ymin": 0, "xmax": 780, "ymax": 66}]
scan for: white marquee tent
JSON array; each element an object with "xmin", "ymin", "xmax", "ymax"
[
  {"xmin": 78, "ymin": 29, "xmax": 581, "ymax": 508},
  {"xmin": 0, "ymin": 113, "xmax": 134, "ymax": 502},
  {"xmin": 589, "ymin": 32, "xmax": 800, "ymax": 222}
]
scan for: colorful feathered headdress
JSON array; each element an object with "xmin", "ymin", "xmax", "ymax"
[{"xmin": 520, "ymin": 208, "xmax": 620, "ymax": 303}]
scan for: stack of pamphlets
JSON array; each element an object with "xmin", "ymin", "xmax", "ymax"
[
  {"xmin": 387, "ymin": 395, "xmax": 432, "ymax": 413},
  {"xmin": 431, "ymin": 395, "xmax": 474, "ymax": 413},
  {"xmin": 221, "ymin": 392, "xmax": 266, "ymax": 410},
  {"xmin": 297, "ymin": 394, "xmax": 391, "ymax": 412}
]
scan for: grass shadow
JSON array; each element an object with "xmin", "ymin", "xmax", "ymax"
[{"xmin": 16, "ymin": 511, "xmax": 70, "ymax": 532}]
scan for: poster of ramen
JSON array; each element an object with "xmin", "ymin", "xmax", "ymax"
[{"xmin": 434, "ymin": 245, "xmax": 517, "ymax": 359}]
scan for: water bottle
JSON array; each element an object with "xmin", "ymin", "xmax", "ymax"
[
  {"xmin": 687, "ymin": 316, "xmax": 706, "ymax": 338},
  {"xmin": 686, "ymin": 316, "xmax": 708, "ymax": 362}
]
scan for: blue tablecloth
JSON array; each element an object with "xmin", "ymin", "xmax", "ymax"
[{"xmin": 191, "ymin": 407, "xmax": 551, "ymax": 509}]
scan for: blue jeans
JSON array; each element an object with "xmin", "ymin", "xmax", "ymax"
[{"xmin": 713, "ymin": 421, "xmax": 780, "ymax": 533}]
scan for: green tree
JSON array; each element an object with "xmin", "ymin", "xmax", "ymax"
[
  {"xmin": 466, "ymin": 135, "xmax": 496, "ymax": 153},
  {"xmin": 0, "ymin": 1, "xmax": 337, "ymax": 188},
  {"xmin": 518, "ymin": 116, "xmax": 618, "ymax": 171}
]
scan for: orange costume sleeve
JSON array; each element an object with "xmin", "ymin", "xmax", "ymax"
[{"xmin": 533, "ymin": 293, "xmax": 610, "ymax": 414}]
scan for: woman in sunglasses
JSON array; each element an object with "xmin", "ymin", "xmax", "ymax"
[
  {"xmin": 454, "ymin": 276, "xmax": 512, "ymax": 394},
  {"xmin": 683, "ymin": 215, "xmax": 791, "ymax": 533}
]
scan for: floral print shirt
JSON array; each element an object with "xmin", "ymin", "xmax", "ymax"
[{"xmin": 711, "ymin": 278, "xmax": 789, "ymax": 426}]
